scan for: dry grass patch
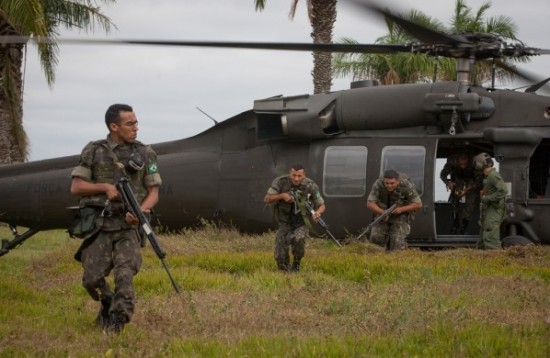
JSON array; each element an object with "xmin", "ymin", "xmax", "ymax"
[{"xmin": 1, "ymin": 227, "xmax": 550, "ymax": 357}]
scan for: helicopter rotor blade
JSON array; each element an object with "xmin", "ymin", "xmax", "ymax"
[
  {"xmin": 494, "ymin": 59, "xmax": 539, "ymax": 83},
  {"xmin": 347, "ymin": 1, "xmax": 550, "ymax": 61},
  {"xmin": 0, "ymin": 36, "xmax": 410, "ymax": 54},
  {"xmin": 347, "ymin": 0, "xmax": 470, "ymax": 45}
]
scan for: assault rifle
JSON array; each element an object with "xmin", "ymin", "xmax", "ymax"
[
  {"xmin": 289, "ymin": 190, "xmax": 341, "ymax": 247},
  {"xmin": 356, "ymin": 203, "xmax": 398, "ymax": 241},
  {"xmin": 117, "ymin": 177, "xmax": 181, "ymax": 294}
]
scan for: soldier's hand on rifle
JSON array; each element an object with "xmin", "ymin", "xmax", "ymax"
[
  {"xmin": 263, "ymin": 192, "xmax": 292, "ymax": 204},
  {"xmin": 281, "ymin": 192, "xmax": 294, "ymax": 203},
  {"xmin": 374, "ymin": 206, "xmax": 391, "ymax": 222},
  {"xmin": 125, "ymin": 207, "xmax": 152, "ymax": 225},
  {"xmin": 447, "ymin": 181, "xmax": 456, "ymax": 191},
  {"xmin": 312, "ymin": 211, "xmax": 321, "ymax": 222},
  {"xmin": 392, "ymin": 207, "xmax": 403, "ymax": 216},
  {"xmin": 104, "ymin": 184, "xmax": 121, "ymax": 201}
]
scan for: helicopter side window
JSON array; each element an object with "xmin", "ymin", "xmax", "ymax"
[
  {"xmin": 323, "ymin": 146, "xmax": 368, "ymax": 197},
  {"xmin": 381, "ymin": 146, "xmax": 426, "ymax": 195}
]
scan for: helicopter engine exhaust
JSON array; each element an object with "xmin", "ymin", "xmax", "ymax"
[{"xmin": 254, "ymin": 81, "xmax": 494, "ymax": 139}]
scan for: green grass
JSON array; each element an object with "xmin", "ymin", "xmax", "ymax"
[{"xmin": 1, "ymin": 225, "xmax": 550, "ymax": 357}]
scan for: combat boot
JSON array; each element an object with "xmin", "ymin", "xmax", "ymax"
[
  {"xmin": 95, "ymin": 292, "xmax": 113, "ymax": 331},
  {"xmin": 291, "ymin": 259, "xmax": 301, "ymax": 272},
  {"xmin": 108, "ymin": 312, "xmax": 127, "ymax": 335},
  {"xmin": 277, "ymin": 260, "xmax": 291, "ymax": 272}
]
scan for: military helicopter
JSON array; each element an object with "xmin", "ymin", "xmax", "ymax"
[{"xmin": 1, "ymin": 1, "xmax": 550, "ymax": 256}]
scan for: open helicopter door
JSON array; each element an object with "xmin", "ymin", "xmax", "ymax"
[{"xmin": 432, "ymin": 139, "xmax": 490, "ymax": 247}]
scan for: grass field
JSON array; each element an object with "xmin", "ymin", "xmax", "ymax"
[{"xmin": 1, "ymin": 225, "xmax": 549, "ymax": 357}]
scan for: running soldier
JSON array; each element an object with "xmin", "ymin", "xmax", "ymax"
[
  {"xmin": 71, "ymin": 104, "xmax": 162, "ymax": 334},
  {"xmin": 366, "ymin": 169, "xmax": 422, "ymax": 250},
  {"xmin": 264, "ymin": 164, "xmax": 325, "ymax": 272}
]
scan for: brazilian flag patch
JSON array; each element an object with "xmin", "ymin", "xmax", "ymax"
[{"xmin": 147, "ymin": 163, "xmax": 158, "ymax": 174}]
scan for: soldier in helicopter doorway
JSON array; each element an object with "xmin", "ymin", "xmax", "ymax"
[{"xmin": 440, "ymin": 152, "xmax": 482, "ymax": 235}]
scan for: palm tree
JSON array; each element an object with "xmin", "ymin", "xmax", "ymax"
[
  {"xmin": 334, "ymin": 10, "xmax": 447, "ymax": 85},
  {"xmin": 255, "ymin": 0, "xmax": 337, "ymax": 94},
  {"xmin": 0, "ymin": 0, "xmax": 115, "ymax": 164},
  {"xmin": 333, "ymin": 0, "xmax": 521, "ymax": 86}
]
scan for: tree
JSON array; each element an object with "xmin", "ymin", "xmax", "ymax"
[
  {"xmin": 334, "ymin": 10, "xmax": 447, "ymax": 85},
  {"xmin": 0, "ymin": 0, "xmax": 115, "ymax": 164},
  {"xmin": 255, "ymin": 0, "xmax": 337, "ymax": 94},
  {"xmin": 333, "ymin": 0, "xmax": 521, "ymax": 86}
]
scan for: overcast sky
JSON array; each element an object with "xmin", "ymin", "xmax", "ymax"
[{"xmin": 22, "ymin": 0, "xmax": 550, "ymax": 161}]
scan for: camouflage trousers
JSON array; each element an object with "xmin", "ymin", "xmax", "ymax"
[
  {"xmin": 80, "ymin": 228, "xmax": 142, "ymax": 322},
  {"xmin": 274, "ymin": 224, "xmax": 308, "ymax": 270},
  {"xmin": 477, "ymin": 205, "xmax": 505, "ymax": 250},
  {"xmin": 369, "ymin": 214, "xmax": 410, "ymax": 250}
]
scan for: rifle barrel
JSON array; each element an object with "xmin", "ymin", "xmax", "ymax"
[
  {"xmin": 117, "ymin": 178, "xmax": 181, "ymax": 294},
  {"xmin": 356, "ymin": 203, "xmax": 398, "ymax": 241},
  {"xmin": 290, "ymin": 190, "xmax": 341, "ymax": 247}
]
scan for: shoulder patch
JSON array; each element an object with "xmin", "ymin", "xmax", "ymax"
[{"xmin": 147, "ymin": 163, "xmax": 158, "ymax": 174}]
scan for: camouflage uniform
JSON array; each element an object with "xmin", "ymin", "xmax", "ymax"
[
  {"xmin": 266, "ymin": 175, "xmax": 324, "ymax": 271},
  {"xmin": 478, "ymin": 168, "xmax": 506, "ymax": 249},
  {"xmin": 440, "ymin": 154, "xmax": 482, "ymax": 234},
  {"xmin": 71, "ymin": 135, "xmax": 161, "ymax": 323},
  {"xmin": 367, "ymin": 174, "xmax": 421, "ymax": 250}
]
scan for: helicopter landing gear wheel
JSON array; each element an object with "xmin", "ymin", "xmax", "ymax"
[{"xmin": 501, "ymin": 235, "xmax": 534, "ymax": 248}]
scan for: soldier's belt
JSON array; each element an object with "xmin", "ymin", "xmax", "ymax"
[{"xmin": 103, "ymin": 206, "xmax": 126, "ymax": 217}]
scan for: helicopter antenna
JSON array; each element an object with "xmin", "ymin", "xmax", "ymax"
[
  {"xmin": 524, "ymin": 77, "xmax": 550, "ymax": 93},
  {"xmin": 196, "ymin": 107, "xmax": 218, "ymax": 125}
]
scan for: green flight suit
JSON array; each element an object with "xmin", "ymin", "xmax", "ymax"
[{"xmin": 478, "ymin": 168, "xmax": 507, "ymax": 250}]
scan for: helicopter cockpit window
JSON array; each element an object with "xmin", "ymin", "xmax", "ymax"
[
  {"xmin": 323, "ymin": 146, "xmax": 368, "ymax": 197},
  {"xmin": 381, "ymin": 146, "xmax": 426, "ymax": 195}
]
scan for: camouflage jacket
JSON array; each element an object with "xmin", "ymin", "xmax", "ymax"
[
  {"xmin": 266, "ymin": 175, "xmax": 324, "ymax": 227},
  {"xmin": 71, "ymin": 135, "xmax": 162, "ymax": 209},
  {"xmin": 367, "ymin": 173, "xmax": 421, "ymax": 210}
]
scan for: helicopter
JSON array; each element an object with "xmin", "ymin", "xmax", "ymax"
[{"xmin": 1, "ymin": 0, "xmax": 550, "ymax": 256}]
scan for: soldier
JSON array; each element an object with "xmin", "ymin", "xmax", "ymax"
[
  {"xmin": 440, "ymin": 152, "xmax": 482, "ymax": 234},
  {"xmin": 366, "ymin": 169, "xmax": 422, "ymax": 250},
  {"xmin": 474, "ymin": 153, "xmax": 507, "ymax": 249},
  {"xmin": 70, "ymin": 104, "xmax": 162, "ymax": 334},
  {"xmin": 263, "ymin": 164, "xmax": 325, "ymax": 272}
]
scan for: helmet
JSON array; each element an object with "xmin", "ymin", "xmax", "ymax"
[{"xmin": 473, "ymin": 152, "xmax": 491, "ymax": 170}]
